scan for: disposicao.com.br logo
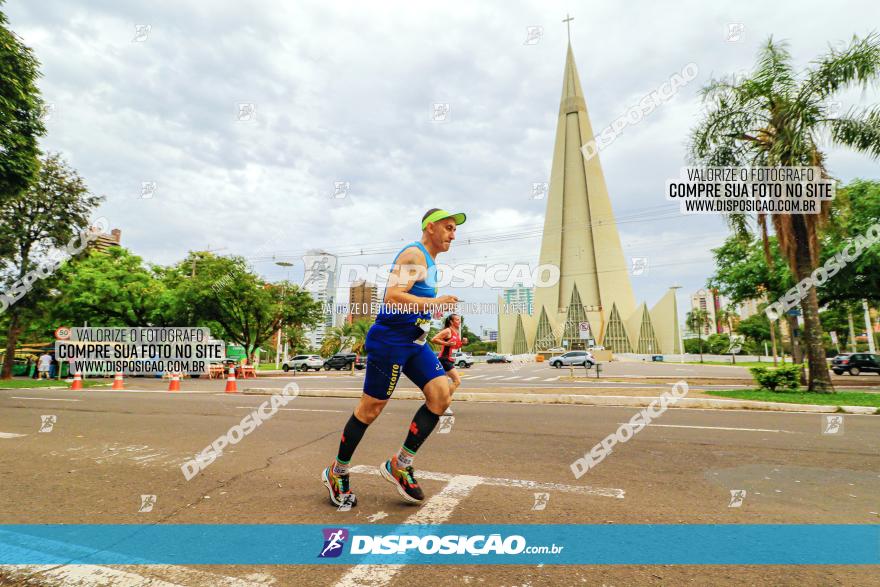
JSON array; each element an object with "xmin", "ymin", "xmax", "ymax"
[{"xmin": 318, "ymin": 528, "xmax": 563, "ymax": 557}]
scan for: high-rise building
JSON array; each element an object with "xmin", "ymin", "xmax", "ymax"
[
  {"xmin": 689, "ymin": 289, "xmax": 718, "ymax": 337},
  {"xmin": 89, "ymin": 227, "xmax": 122, "ymax": 253},
  {"xmin": 737, "ymin": 297, "xmax": 763, "ymax": 321},
  {"xmin": 497, "ymin": 40, "xmax": 680, "ymax": 355},
  {"xmin": 502, "ymin": 284, "xmax": 533, "ymax": 315},
  {"xmin": 302, "ymin": 250, "xmax": 338, "ymax": 349},
  {"xmin": 481, "ymin": 328, "xmax": 498, "ymax": 342},
  {"xmin": 349, "ymin": 280, "xmax": 379, "ymax": 323}
]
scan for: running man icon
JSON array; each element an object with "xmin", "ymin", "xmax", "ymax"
[{"xmin": 319, "ymin": 528, "xmax": 349, "ymax": 558}]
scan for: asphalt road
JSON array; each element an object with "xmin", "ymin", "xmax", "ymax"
[{"xmin": 0, "ymin": 384, "xmax": 878, "ymax": 586}]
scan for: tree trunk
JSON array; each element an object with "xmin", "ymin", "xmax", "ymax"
[
  {"xmin": 791, "ymin": 220, "xmax": 834, "ymax": 392},
  {"xmin": 769, "ymin": 320, "xmax": 779, "ymax": 366},
  {"xmin": 1, "ymin": 310, "xmax": 24, "ymax": 379},
  {"xmin": 847, "ymin": 308, "xmax": 858, "ymax": 352}
]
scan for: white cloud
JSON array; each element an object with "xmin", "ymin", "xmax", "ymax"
[{"xmin": 7, "ymin": 0, "xmax": 879, "ymax": 332}]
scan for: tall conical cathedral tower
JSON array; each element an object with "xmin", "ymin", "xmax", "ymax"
[{"xmin": 497, "ymin": 41, "xmax": 681, "ymax": 355}]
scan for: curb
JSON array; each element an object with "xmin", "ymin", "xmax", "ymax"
[{"xmin": 242, "ymin": 388, "xmax": 879, "ymax": 415}]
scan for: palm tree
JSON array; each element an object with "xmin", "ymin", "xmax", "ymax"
[
  {"xmin": 686, "ymin": 309, "xmax": 712, "ymax": 363},
  {"xmin": 690, "ymin": 33, "xmax": 880, "ymax": 392},
  {"xmin": 349, "ymin": 318, "xmax": 373, "ymax": 355},
  {"xmin": 321, "ymin": 323, "xmax": 353, "ymax": 357}
]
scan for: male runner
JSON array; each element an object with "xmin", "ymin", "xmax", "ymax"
[
  {"xmin": 431, "ymin": 313, "xmax": 468, "ymax": 414},
  {"xmin": 322, "ymin": 208, "xmax": 466, "ymax": 507}
]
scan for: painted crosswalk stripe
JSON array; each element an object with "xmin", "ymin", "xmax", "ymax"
[
  {"xmin": 0, "ymin": 432, "xmax": 27, "ymax": 439},
  {"xmin": 523, "ymin": 376, "xmax": 540, "ymax": 381},
  {"xmin": 501, "ymin": 376, "xmax": 521, "ymax": 380},
  {"xmin": 484, "ymin": 376, "xmax": 504, "ymax": 380},
  {"xmin": 466, "ymin": 375, "xmax": 485, "ymax": 380},
  {"xmin": 543, "ymin": 377, "xmax": 559, "ymax": 382},
  {"xmin": 335, "ymin": 473, "xmax": 482, "ymax": 587},
  {"xmin": 341, "ymin": 466, "xmax": 622, "ymax": 586}
]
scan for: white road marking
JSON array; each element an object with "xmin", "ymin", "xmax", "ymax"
[
  {"xmin": 543, "ymin": 377, "xmax": 559, "ymax": 382},
  {"xmin": 619, "ymin": 423, "xmax": 797, "ymax": 433},
  {"xmin": 10, "ymin": 396, "xmax": 80, "ymax": 402},
  {"xmin": 338, "ymin": 466, "xmax": 622, "ymax": 586},
  {"xmin": 366, "ymin": 511, "xmax": 388, "ymax": 522},
  {"xmin": 335, "ymin": 474, "xmax": 482, "ymax": 587},
  {"xmin": 234, "ymin": 406, "xmax": 345, "ymax": 413},
  {"xmin": 483, "ymin": 376, "xmax": 504, "ymax": 380},
  {"xmin": 350, "ymin": 465, "xmax": 624, "ymax": 499},
  {"xmin": 275, "ymin": 375, "xmax": 327, "ymax": 379},
  {"xmin": 465, "ymin": 375, "xmax": 485, "ymax": 380},
  {"xmin": 523, "ymin": 376, "xmax": 540, "ymax": 381},
  {"xmin": 0, "ymin": 432, "xmax": 26, "ymax": 438},
  {"xmin": 501, "ymin": 376, "xmax": 521, "ymax": 380}
]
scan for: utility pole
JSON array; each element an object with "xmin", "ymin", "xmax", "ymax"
[
  {"xmin": 671, "ymin": 286, "xmax": 684, "ymax": 362},
  {"xmin": 863, "ymin": 300, "xmax": 876, "ymax": 353},
  {"xmin": 848, "ymin": 308, "xmax": 858, "ymax": 352}
]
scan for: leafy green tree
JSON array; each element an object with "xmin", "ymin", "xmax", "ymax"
[
  {"xmin": 818, "ymin": 179, "xmax": 880, "ymax": 308},
  {"xmin": 170, "ymin": 253, "xmax": 321, "ymax": 362},
  {"xmin": 690, "ymin": 33, "xmax": 880, "ymax": 391},
  {"xmin": 45, "ymin": 247, "xmax": 168, "ymax": 327},
  {"xmin": 737, "ymin": 313, "xmax": 772, "ymax": 347},
  {"xmin": 709, "ymin": 235, "xmax": 791, "ymax": 304},
  {"xmin": 0, "ymin": 2, "xmax": 45, "ymax": 210},
  {"xmin": 0, "ymin": 154, "xmax": 101, "ymax": 378}
]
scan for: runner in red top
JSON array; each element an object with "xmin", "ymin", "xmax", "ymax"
[{"xmin": 431, "ymin": 313, "xmax": 468, "ymax": 414}]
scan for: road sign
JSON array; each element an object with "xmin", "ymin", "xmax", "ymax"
[{"xmin": 578, "ymin": 322, "xmax": 591, "ymax": 340}]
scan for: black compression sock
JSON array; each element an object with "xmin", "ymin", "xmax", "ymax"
[
  {"xmin": 402, "ymin": 403, "xmax": 441, "ymax": 455},
  {"xmin": 336, "ymin": 413, "xmax": 370, "ymax": 467}
]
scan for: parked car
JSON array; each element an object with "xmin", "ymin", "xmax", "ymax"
[
  {"xmin": 451, "ymin": 351, "xmax": 474, "ymax": 368},
  {"xmin": 324, "ymin": 353, "xmax": 366, "ymax": 370},
  {"xmin": 283, "ymin": 355, "xmax": 324, "ymax": 372},
  {"xmin": 831, "ymin": 353, "xmax": 880, "ymax": 375},
  {"xmin": 486, "ymin": 353, "xmax": 512, "ymax": 364},
  {"xmin": 549, "ymin": 350, "xmax": 595, "ymax": 369}
]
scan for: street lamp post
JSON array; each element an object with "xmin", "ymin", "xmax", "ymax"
[
  {"xmin": 275, "ymin": 261, "xmax": 294, "ymax": 369},
  {"xmin": 670, "ymin": 286, "xmax": 683, "ymax": 363}
]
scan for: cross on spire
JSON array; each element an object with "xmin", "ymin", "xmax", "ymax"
[{"xmin": 562, "ymin": 13, "xmax": 574, "ymax": 43}]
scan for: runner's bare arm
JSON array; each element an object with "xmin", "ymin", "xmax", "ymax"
[
  {"xmin": 384, "ymin": 247, "xmax": 457, "ymax": 311},
  {"xmin": 431, "ymin": 327, "xmax": 453, "ymax": 346}
]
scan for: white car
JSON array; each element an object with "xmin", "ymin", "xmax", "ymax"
[
  {"xmin": 283, "ymin": 355, "xmax": 323, "ymax": 372},
  {"xmin": 548, "ymin": 351, "xmax": 595, "ymax": 369},
  {"xmin": 451, "ymin": 351, "xmax": 474, "ymax": 368}
]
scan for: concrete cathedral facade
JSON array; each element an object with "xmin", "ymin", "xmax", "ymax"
[{"xmin": 497, "ymin": 43, "xmax": 682, "ymax": 356}]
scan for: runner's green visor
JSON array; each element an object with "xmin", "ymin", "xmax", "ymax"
[{"xmin": 421, "ymin": 209, "xmax": 467, "ymax": 231}]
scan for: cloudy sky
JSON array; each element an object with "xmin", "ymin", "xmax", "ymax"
[{"xmin": 7, "ymin": 0, "xmax": 880, "ymax": 332}]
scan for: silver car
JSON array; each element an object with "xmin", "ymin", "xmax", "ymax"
[{"xmin": 549, "ymin": 350, "xmax": 595, "ymax": 369}]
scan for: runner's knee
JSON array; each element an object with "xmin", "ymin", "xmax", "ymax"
[
  {"xmin": 355, "ymin": 397, "xmax": 386, "ymax": 424},
  {"xmin": 424, "ymin": 379, "xmax": 452, "ymax": 413}
]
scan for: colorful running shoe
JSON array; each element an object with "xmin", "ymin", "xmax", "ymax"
[
  {"xmin": 379, "ymin": 458, "xmax": 424, "ymax": 503},
  {"xmin": 322, "ymin": 466, "xmax": 357, "ymax": 508}
]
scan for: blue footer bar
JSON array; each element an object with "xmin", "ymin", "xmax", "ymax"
[{"xmin": 0, "ymin": 525, "xmax": 877, "ymax": 565}]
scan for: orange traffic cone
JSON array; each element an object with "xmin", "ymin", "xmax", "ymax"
[
  {"xmin": 167, "ymin": 372, "xmax": 181, "ymax": 392},
  {"xmin": 111, "ymin": 372, "xmax": 125, "ymax": 390},
  {"xmin": 70, "ymin": 371, "xmax": 83, "ymax": 391},
  {"xmin": 224, "ymin": 367, "xmax": 238, "ymax": 393}
]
